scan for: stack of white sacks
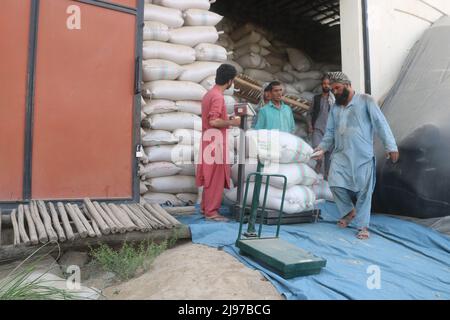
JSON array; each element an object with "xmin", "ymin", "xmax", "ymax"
[
  {"xmin": 225, "ymin": 130, "xmax": 333, "ymax": 214},
  {"xmin": 140, "ymin": 0, "xmax": 236, "ymax": 206},
  {"xmin": 139, "ymin": 2, "xmax": 334, "ymax": 207},
  {"xmin": 216, "ymin": 19, "xmax": 340, "ymax": 104}
]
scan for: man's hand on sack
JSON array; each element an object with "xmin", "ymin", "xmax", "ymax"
[{"xmin": 311, "ymin": 147, "xmax": 325, "ymax": 160}]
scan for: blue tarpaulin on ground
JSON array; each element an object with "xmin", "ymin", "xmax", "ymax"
[{"xmin": 178, "ymin": 202, "xmax": 450, "ymax": 300}]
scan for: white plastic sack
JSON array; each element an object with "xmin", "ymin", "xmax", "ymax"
[
  {"xmin": 320, "ymin": 64, "xmax": 341, "ymax": 72},
  {"xmin": 237, "ymin": 54, "xmax": 267, "ymax": 69},
  {"xmin": 143, "ymin": 21, "xmax": 170, "ymax": 42},
  {"xmin": 223, "ymin": 60, "xmax": 242, "ymax": 74},
  {"xmin": 230, "ymin": 23, "xmax": 261, "ymax": 41},
  {"xmin": 275, "ymin": 72, "xmax": 295, "ymax": 83},
  {"xmin": 264, "ymin": 65, "xmax": 282, "ymax": 74},
  {"xmin": 291, "ymin": 70, "xmax": 323, "ymax": 80},
  {"xmin": 152, "ymin": 0, "xmax": 210, "ymax": 10},
  {"xmin": 313, "ymin": 84, "xmax": 323, "ymax": 94},
  {"xmin": 147, "ymin": 176, "xmax": 197, "ymax": 193},
  {"xmin": 246, "ymin": 130, "xmax": 313, "ymax": 163},
  {"xmin": 176, "ymin": 193, "xmax": 198, "ymax": 205},
  {"xmin": 293, "ymin": 79, "xmax": 321, "ymax": 93},
  {"xmin": 175, "ymin": 101, "xmax": 202, "ymax": 115},
  {"xmin": 287, "ymin": 48, "xmax": 312, "ymax": 72},
  {"xmin": 234, "ymin": 31, "xmax": 262, "ymax": 49},
  {"xmin": 217, "ymin": 35, "xmax": 234, "ymax": 50},
  {"xmin": 224, "ymin": 183, "xmax": 316, "ymax": 214},
  {"xmin": 140, "ymin": 181, "xmax": 148, "ymax": 195},
  {"xmin": 224, "ymin": 95, "xmax": 237, "ymax": 114},
  {"xmin": 284, "ymin": 84, "xmax": 301, "ymax": 96},
  {"xmin": 283, "ymin": 63, "xmax": 294, "ymax": 72},
  {"xmin": 143, "ymin": 41, "xmax": 196, "ymax": 65},
  {"xmin": 169, "ymin": 27, "xmax": 219, "ymax": 47},
  {"xmin": 142, "ymin": 192, "xmax": 184, "ymax": 206},
  {"xmin": 300, "ymin": 92, "xmax": 316, "ymax": 103},
  {"xmin": 244, "ymin": 69, "xmax": 274, "ymax": 82},
  {"xmin": 142, "ymin": 59, "xmax": 183, "ymax": 82},
  {"xmin": 178, "ymin": 61, "xmax": 221, "ymax": 83},
  {"xmin": 147, "ymin": 112, "xmax": 202, "ymax": 131},
  {"xmin": 140, "ymin": 161, "xmax": 182, "ymax": 179},
  {"xmin": 258, "ymin": 37, "xmax": 271, "ymax": 48},
  {"xmin": 312, "ymin": 178, "xmax": 334, "ymax": 202},
  {"xmin": 143, "ymin": 80, "xmax": 207, "ymax": 101},
  {"xmin": 143, "ymin": 99, "xmax": 177, "ymax": 115},
  {"xmin": 176, "ymin": 163, "xmax": 196, "ymax": 176},
  {"xmin": 183, "ymin": 9, "xmax": 223, "ymax": 26},
  {"xmin": 265, "ymin": 55, "xmax": 285, "ymax": 67},
  {"xmin": 234, "ymin": 44, "xmax": 269, "ymax": 59},
  {"xmin": 231, "ymin": 161, "xmax": 318, "ymax": 188},
  {"xmin": 200, "ymin": 76, "xmax": 234, "ymax": 95},
  {"xmin": 145, "ymin": 145, "xmax": 194, "ymax": 163},
  {"xmin": 144, "ymin": 4, "xmax": 184, "ymax": 28},
  {"xmin": 141, "ymin": 130, "xmax": 178, "ymax": 147},
  {"xmin": 173, "ymin": 129, "xmax": 201, "ymax": 146},
  {"xmin": 195, "ymin": 43, "xmax": 228, "ymax": 62}
]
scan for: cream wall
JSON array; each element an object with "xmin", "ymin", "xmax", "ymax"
[
  {"xmin": 340, "ymin": 0, "xmax": 449, "ymax": 103},
  {"xmin": 340, "ymin": 0, "xmax": 366, "ymax": 94}
]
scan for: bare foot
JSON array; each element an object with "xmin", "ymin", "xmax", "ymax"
[
  {"xmin": 357, "ymin": 228, "xmax": 370, "ymax": 240},
  {"xmin": 205, "ymin": 213, "xmax": 229, "ymax": 222},
  {"xmin": 337, "ymin": 209, "xmax": 356, "ymax": 228}
]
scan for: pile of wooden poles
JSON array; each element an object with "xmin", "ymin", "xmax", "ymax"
[{"xmin": 2, "ymin": 199, "xmax": 181, "ymax": 247}]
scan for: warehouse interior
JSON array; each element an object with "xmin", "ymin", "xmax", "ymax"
[{"xmin": 211, "ymin": 0, "xmax": 342, "ymax": 65}]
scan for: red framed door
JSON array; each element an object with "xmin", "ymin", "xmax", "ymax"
[
  {"xmin": 0, "ymin": 1, "xmax": 31, "ymax": 201},
  {"xmin": 104, "ymin": 0, "xmax": 137, "ymax": 8},
  {"xmin": 31, "ymin": 0, "xmax": 137, "ymax": 200}
]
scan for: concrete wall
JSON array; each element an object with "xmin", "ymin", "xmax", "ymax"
[{"xmin": 340, "ymin": 0, "xmax": 366, "ymax": 94}]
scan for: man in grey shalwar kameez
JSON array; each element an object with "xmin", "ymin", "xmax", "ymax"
[
  {"xmin": 313, "ymin": 72, "xmax": 399, "ymax": 239},
  {"xmin": 309, "ymin": 75, "xmax": 335, "ymax": 178}
]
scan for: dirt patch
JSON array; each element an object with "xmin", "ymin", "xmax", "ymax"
[{"xmin": 103, "ymin": 242, "xmax": 284, "ymax": 300}]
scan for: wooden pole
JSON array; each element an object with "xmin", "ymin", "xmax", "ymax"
[
  {"xmin": 164, "ymin": 206, "xmax": 197, "ymax": 216},
  {"xmin": 131, "ymin": 204, "xmax": 159, "ymax": 229},
  {"xmin": 17, "ymin": 205, "xmax": 31, "ymax": 246},
  {"xmin": 93, "ymin": 202, "xmax": 118, "ymax": 233},
  {"xmin": 135, "ymin": 204, "xmax": 164, "ymax": 229},
  {"xmin": 127, "ymin": 204, "xmax": 153, "ymax": 229},
  {"xmin": 82, "ymin": 206, "xmax": 102, "ymax": 238},
  {"xmin": 56, "ymin": 202, "xmax": 75, "ymax": 241},
  {"xmin": 11, "ymin": 209, "xmax": 20, "ymax": 246},
  {"xmin": 108, "ymin": 204, "xmax": 136, "ymax": 232},
  {"xmin": 72, "ymin": 204, "xmax": 96, "ymax": 238},
  {"xmin": 120, "ymin": 204, "xmax": 148, "ymax": 232},
  {"xmin": 151, "ymin": 204, "xmax": 181, "ymax": 226},
  {"xmin": 30, "ymin": 201, "xmax": 48, "ymax": 244},
  {"xmin": 37, "ymin": 201, "xmax": 58, "ymax": 242},
  {"xmin": 143, "ymin": 203, "xmax": 173, "ymax": 228},
  {"xmin": 47, "ymin": 202, "xmax": 66, "ymax": 242},
  {"xmin": 100, "ymin": 203, "xmax": 126, "ymax": 234},
  {"xmin": 83, "ymin": 199, "xmax": 110, "ymax": 235},
  {"xmin": 65, "ymin": 204, "xmax": 88, "ymax": 239},
  {"xmin": 23, "ymin": 205, "xmax": 39, "ymax": 245}
]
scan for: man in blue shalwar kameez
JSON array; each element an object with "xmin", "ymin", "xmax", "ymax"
[{"xmin": 313, "ymin": 72, "xmax": 399, "ymax": 240}]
